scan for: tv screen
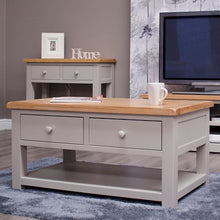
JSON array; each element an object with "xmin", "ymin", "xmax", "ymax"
[{"xmin": 159, "ymin": 11, "xmax": 220, "ymax": 85}]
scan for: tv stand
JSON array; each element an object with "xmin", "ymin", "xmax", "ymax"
[
  {"xmin": 172, "ymin": 91, "xmax": 220, "ymax": 95},
  {"xmin": 192, "ymin": 82, "xmax": 220, "ymax": 94}
]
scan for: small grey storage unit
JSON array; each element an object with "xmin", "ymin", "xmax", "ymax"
[{"xmin": 24, "ymin": 58, "xmax": 116, "ymax": 99}]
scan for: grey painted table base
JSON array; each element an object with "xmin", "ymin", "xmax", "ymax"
[{"xmin": 11, "ymin": 108, "xmax": 209, "ymax": 207}]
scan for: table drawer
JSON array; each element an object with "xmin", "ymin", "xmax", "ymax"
[
  {"xmin": 89, "ymin": 118, "xmax": 162, "ymax": 150},
  {"xmin": 31, "ymin": 66, "xmax": 60, "ymax": 80},
  {"xmin": 62, "ymin": 66, "xmax": 93, "ymax": 80},
  {"xmin": 21, "ymin": 114, "xmax": 83, "ymax": 144}
]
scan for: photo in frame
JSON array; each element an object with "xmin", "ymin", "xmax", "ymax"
[{"xmin": 41, "ymin": 33, "xmax": 64, "ymax": 58}]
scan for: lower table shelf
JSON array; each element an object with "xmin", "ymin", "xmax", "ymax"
[{"xmin": 20, "ymin": 161, "xmax": 206, "ymax": 203}]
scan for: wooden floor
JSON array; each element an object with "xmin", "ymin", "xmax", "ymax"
[{"xmin": 0, "ymin": 129, "xmax": 220, "ymax": 220}]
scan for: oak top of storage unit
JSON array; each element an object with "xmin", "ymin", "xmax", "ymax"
[
  {"xmin": 7, "ymin": 98, "xmax": 213, "ymax": 116},
  {"xmin": 24, "ymin": 58, "xmax": 116, "ymax": 63},
  {"xmin": 141, "ymin": 93, "xmax": 220, "ymax": 101}
]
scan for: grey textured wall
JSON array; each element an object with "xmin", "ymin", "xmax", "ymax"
[
  {"xmin": 2, "ymin": 0, "xmax": 130, "ymax": 118},
  {"xmin": 0, "ymin": 0, "xmax": 6, "ymax": 118}
]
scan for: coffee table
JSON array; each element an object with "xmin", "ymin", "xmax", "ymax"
[{"xmin": 7, "ymin": 98, "xmax": 213, "ymax": 207}]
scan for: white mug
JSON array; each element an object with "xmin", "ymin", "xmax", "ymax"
[{"xmin": 148, "ymin": 82, "xmax": 168, "ymax": 105}]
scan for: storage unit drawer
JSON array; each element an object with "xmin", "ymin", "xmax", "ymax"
[
  {"xmin": 21, "ymin": 114, "xmax": 83, "ymax": 144},
  {"xmin": 89, "ymin": 118, "xmax": 162, "ymax": 150},
  {"xmin": 31, "ymin": 66, "xmax": 60, "ymax": 80},
  {"xmin": 62, "ymin": 66, "xmax": 93, "ymax": 80}
]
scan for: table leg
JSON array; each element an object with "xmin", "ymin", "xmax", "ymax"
[
  {"xmin": 196, "ymin": 143, "xmax": 209, "ymax": 184},
  {"xmin": 63, "ymin": 150, "xmax": 76, "ymax": 163},
  {"xmin": 26, "ymin": 83, "xmax": 35, "ymax": 100},
  {"xmin": 106, "ymin": 82, "xmax": 114, "ymax": 97},
  {"xmin": 162, "ymin": 118, "xmax": 178, "ymax": 207},
  {"xmin": 41, "ymin": 83, "xmax": 49, "ymax": 98},
  {"xmin": 196, "ymin": 111, "xmax": 209, "ymax": 184},
  {"xmin": 26, "ymin": 65, "xmax": 35, "ymax": 100},
  {"xmin": 92, "ymin": 83, "xmax": 101, "ymax": 97},
  {"xmin": 12, "ymin": 145, "xmax": 27, "ymax": 189},
  {"xmin": 11, "ymin": 111, "xmax": 28, "ymax": 189}
]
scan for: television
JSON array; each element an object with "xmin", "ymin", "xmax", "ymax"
[{"xmin": 159, "ymin": 11, "xmax": 220, "ymax": 91}]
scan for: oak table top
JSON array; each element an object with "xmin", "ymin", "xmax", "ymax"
[
  {"xmin": 7, "ymin": 98, "xmax": 213, "ymax": 116},
  {"xmin": 141, "ymin": 93, "xmax": 220, "ymax": 101},
  {"xmin": 23, "ymin": 58, "xmax": 116, "ymax": 63}
]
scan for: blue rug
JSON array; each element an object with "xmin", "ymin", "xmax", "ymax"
[{"xmin": 0, "ymin": 158, "xmax": 219, "ymax": 220}]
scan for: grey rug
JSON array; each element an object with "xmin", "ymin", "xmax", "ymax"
[{"xmin": 0, "ymin": 158, "xmax": 219, "ymax": 220}]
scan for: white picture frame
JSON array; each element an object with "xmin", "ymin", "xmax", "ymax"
[{"xmin": 41, "ymin": 33, "xmax": 64, "ymax": 58}]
